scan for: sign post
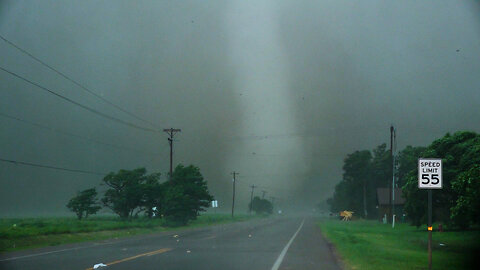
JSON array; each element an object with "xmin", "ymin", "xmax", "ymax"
[
  {"xmin": 418, "ymin": 158, "xmax": 442, "ymax": 270},
  {"xmin": 211, "ymin": 200, "xmax": 218, "ymax": 214}
]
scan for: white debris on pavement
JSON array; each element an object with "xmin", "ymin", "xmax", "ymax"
[{"xmin": 93, "ymin": 263, "xmax": 107, "ymax": 269}]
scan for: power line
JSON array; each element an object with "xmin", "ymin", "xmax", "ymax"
[
  {"xmin": 0, "ymin": 34, "xmax": 159, "ymax": 129},
  {"xmin": 233, "ymin": 178, "xmax": 297, "ymax": 202},
  {"xmin": 0, "ymin": 157, "xmax": 106, "ymax": 176},
  {"xmin": 0, "ymin": 112, "xmax": 160, "ymax": 156},
  {"xmin": 0, "ymin": 66, "xmax": 159, "ymax": 133},
  {"xmin": 235, "ymin": 177, "xmax": 292, "ymax": 193},
  {"xmin": 235, "ymin": 178, "xmax": 291, "ymax": 196}
]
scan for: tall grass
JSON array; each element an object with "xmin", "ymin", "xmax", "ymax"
[
  {"xmin": 0, "ymin": 216, "xmax": 163, "ymax": 239},
  {"xmin": 318, "ymin": 219, "xmax": 480, "ymax": 270},
  {"xmin": 0, "ymin": 213, "xmax": 260, "ymax": 252}
]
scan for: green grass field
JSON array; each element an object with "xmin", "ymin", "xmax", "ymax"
[
  {"xmin": 318, "ymin": 219, "xmax": 479, "ymax": 270},
  {"xmin": 0, "ymin": 214, "xmax": 259, "ymax": 252}
]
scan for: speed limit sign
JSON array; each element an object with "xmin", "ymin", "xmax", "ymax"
[
  {"xmin": 419, "ymin": 158, "xmax": 442, "ymax": 270},
  {"xmin": 418, "ymin": 158, "xmax": 442, "ymax": 189}
]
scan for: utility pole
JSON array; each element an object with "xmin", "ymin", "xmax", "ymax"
[
  {"xmin": 249, "ymin": 184, "xmax": 257, "ymax": 214},
  {"xmin": 163, "ymin": 128, "xmax": 181, "ymax": 178},
  {"xmin": 389, "ymin": 125, "xmax": 395, "ymax": 225},
  {"xmin": 231, "ymin": 171, "xmax": 239, "ymax": 218},
  {"xmin": 392, "ymin": 126, "xmax": 396, "ymax": 228},
  {"xmin": 261, "ymin": 190, "xmax": 267, "ymax": 199}
]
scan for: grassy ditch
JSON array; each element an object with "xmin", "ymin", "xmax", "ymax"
[
  {"xmin": 318, "ymin": 219, "xmax": 479, "ymax": 270},
  {"xmin": 0, "ymin": 214, "xmax": 259, "ymax": 252}
]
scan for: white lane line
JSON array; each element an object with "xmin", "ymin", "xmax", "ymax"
[
  {"xmin": 271, "ymin": 218, "xmax": 305, "ymax": 270},
  {"xmin": 0, "ymin": 241, "xmax": 115, "ymax": 262},
  {"xmin": 0, "ymin": 232, "xmax": 178, "ymax": 262},
  {"xmin": 1, "ymin": 245, "xmax": 95, "ymax": 262}
]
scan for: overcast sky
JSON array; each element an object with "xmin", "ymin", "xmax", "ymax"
[{"xmin": 1, "ymin": 0, "xmax": 479, "ymax": 217}]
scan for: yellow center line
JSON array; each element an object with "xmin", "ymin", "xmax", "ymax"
[{"xmin": 85, "ymin": 248, "xmax": 172, "ymax": 270}]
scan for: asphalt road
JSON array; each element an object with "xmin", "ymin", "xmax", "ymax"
[{"xmin": 0, "ymin": 217, "xmax": 341, "ymax": 270}]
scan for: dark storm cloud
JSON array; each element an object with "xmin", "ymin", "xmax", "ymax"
[
  {"xmin": 0, "ymin": 0, "xmax": 242, "ymax": 216},
  {"xmin": 1, "ymin": 0, "xmax": 480, "ymax": 216},
  {"xmin": 278, "ymin": 0, "xmax": 480, "ymax": 204}
]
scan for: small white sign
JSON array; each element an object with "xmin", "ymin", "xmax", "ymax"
[
  {"xmin": 418, "ymin": 158, "xmax": 442, "ymax": 189},
  {"xmin": 211, "ymin": 200, "xmax": 218, "ymax": 208}
]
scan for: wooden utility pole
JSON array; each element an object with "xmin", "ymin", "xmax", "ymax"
[
  {"xmin": 392, "ymin": 126, "xmax": 396, "ymax": 227},
  {"xmin": 231, "ymin": 171, "xmax": 239, "ymax": 218},
  {"xmin": 249, "ymin": 184, "xmax": 257, "ymax": 214},
  {"xmin": 163, "ymin": 128, "xmax": 181, "ymax": 178},
  {"xmin": 389, "ymin": 125, "xmax": 394, "ymax": 223}
]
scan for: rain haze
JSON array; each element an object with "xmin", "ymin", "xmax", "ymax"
[{"xmin": 1, "ymin": 0, "xmax": 480, "ymax": 217}]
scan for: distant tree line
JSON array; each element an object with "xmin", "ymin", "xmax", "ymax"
[
  {"xmin": 67, "ymin": 164, "xmax": 213, "ymax": 226},
  {"xmin": 327, "ymin": 131, "xmax": 480, "ymax": 229},
  {"xmin": 249, "ymin": 196, "xmax": 273, "ymax": 215}
]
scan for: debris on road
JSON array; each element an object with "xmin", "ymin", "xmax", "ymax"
[{"xmin": 93, "ymin": 263, "xmax": 107, "ymax": 269}]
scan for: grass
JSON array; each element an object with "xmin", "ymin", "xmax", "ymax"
[
  {"xmin": 0, "ymin": 214, "xmax": 259, "ymax": 252},
  {"xmin": 318, "ymin": 219, "xmax": 480, "ymax": 270}
]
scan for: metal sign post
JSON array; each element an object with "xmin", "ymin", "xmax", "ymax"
[
  {"xmin": 428, "ymin": 190, "xmax": 432, "ymax": 270},
  {"xmin": 418, "ymin": 158, "xmax": 443, "ymax": 270},
  {"xmin": 211, "ymin": 200, "xmax": 218, "ymax": 214}
]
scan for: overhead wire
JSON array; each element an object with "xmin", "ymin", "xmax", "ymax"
[
  {"xmin": 0, "ymin": 157, "xmax": 107, "ymax": 176},
  {"xmin": 0, "ymin": 112, "xmax": 161, "ymax": 156},
  {"xmin": 0, "ymin": 66, "xmax": 159, "ymax": 133},
  {"xmin": 234, "ymin": 177, "xmax": 293, "ymax": 195},
  {"xmin": 0, "ymin": 34, "xmax": 160, "ymax": 129},
  {"xmin": 0, "ymin": 34, "xmax": 305, "ymax": 196}
]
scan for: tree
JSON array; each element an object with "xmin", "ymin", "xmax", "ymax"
[
  {"xmin": 249, "ymin": 196, "xmax": 273, "ymax": 215},
  {"xmin": 450, "ymin": 165, "xmax": 480, "ymax": 228},
  {"xmin": 329, "ymin": 150, "xmax": 372, "ymax": 218},
  {"xmin": 370, "ymin": 144, "xmax": 391, "ymax": 189},
  {"xmin": 66, "ymin": 188, "xmax": 101, "ymax": 220},
  {"xmin": 328, "ymin": 144, "xmax": 398, "ymax": 220},
  {"xmin": 344, "ymin": 150, "xmax": 372, "ymax": 218},
  {"xmin": 402, "ymin": 131, "xmax": 480, "ymax": 227},
  {"xmin": 329, "ymin": 180, "xmax": 352, "ymax": 213},
  {"xmin": 397, "ymin": 146, "xmax": 426, "ymax": 187},
  {"xmin": 141, "ymin": 172, "xmax": 163, "ymax": 218},
  {"xmin": 101, "ymin": 168, "xmax": 151, "ymax": 219},
  {"xmin": 368, "ymin": 144, "xmax": 392, "ymax": 217},
  {"xmin": 162, "ymin": 164, "xmax": 213, "ymax": 226}
]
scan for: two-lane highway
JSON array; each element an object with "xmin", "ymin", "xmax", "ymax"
[{"xmin": 0, "ymin": 217, "xmax": 341, "ymax": 270}]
